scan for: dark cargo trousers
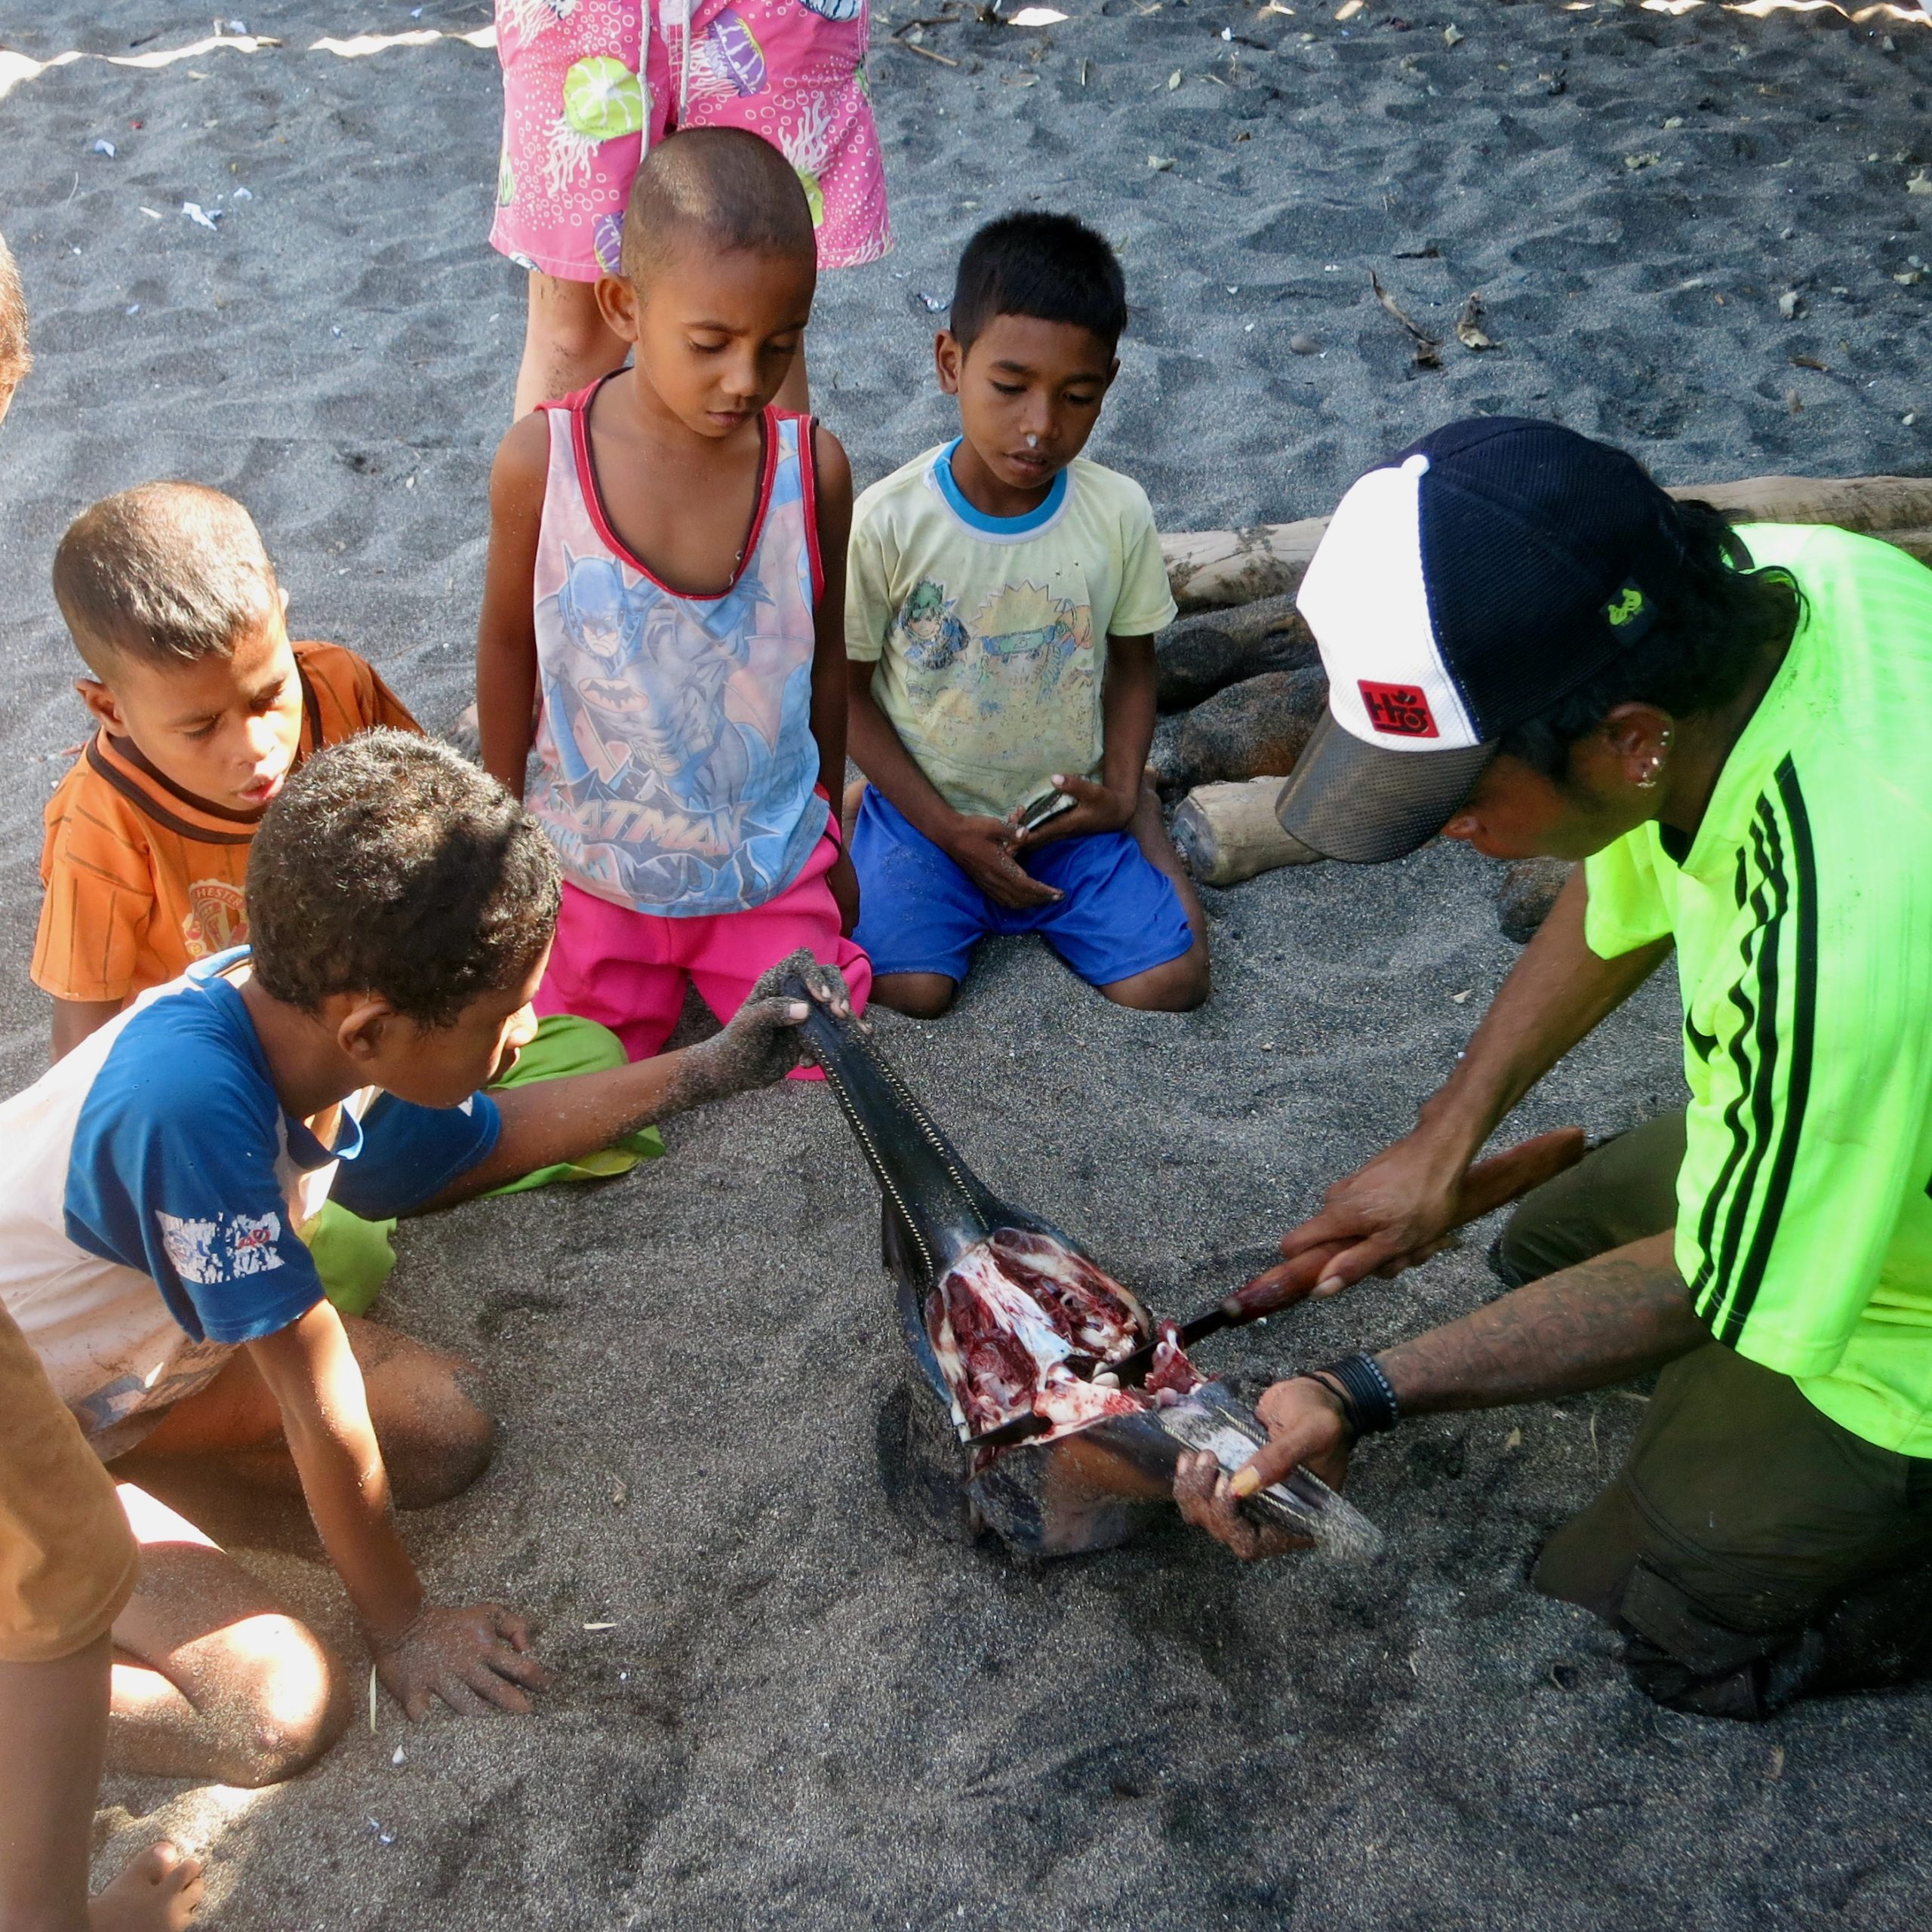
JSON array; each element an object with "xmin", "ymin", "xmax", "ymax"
[{"xmin": 1494, "ymin": 1111, "xmax": 1932, "ymax": 1721}]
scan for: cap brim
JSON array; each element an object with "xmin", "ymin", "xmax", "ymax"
[{"xmin": 1275, "ymin": 712, "xmax": 1495, "ymax": 863}]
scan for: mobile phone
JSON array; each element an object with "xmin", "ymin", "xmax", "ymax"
[{"xmin": 1017, "ymin": 789, "xmax": 1077, "ymax": 833}]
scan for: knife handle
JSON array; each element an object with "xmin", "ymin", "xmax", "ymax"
[{"xmin": 1217, "ymin": 1127, "xmax": 1588, "ymax": 1327}]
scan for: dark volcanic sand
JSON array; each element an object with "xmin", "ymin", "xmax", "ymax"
[{"xmin": 2, "ymin": 1, "xmax": 1930, "ymax": 1924}]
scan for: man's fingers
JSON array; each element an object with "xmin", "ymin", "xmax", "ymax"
[
  {"xmin": 1276, "ymin": 1210, "xmax": 1361, "ymax": 1261},
  {"xmin": 1228, "ymin": 1432, "xmax": 1306, "ymax": 1500},
  {"xmin": 403, "ymin": 1686, "xmax": 433, "ymax": 1722}
]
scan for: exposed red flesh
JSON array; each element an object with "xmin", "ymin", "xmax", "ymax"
[{"xmin": 927, "ymin": 1230, "xmax": 1204, "ymax": 1446}]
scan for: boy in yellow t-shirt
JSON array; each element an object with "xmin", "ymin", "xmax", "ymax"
[
  {"xmin": 35, "ymin": 481, "xmax": 420, "ymax": 1058},
  {"xmin": 844, "ymin": 213, "xmax": 1208, "ymax": 1020}
]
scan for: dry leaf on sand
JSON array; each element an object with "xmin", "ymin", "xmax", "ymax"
[
  {"xmin": 1454, "ymin": 292, "xmax": 1496, "ymax": 351},
  {"xmin": 1370, "ymin": 269, "xmax": 1442, "ymax": 370}
]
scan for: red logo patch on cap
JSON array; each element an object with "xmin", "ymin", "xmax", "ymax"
[{"xmin": 1358, "ymin": 680, "xmax": 1439, "ymax": 738}]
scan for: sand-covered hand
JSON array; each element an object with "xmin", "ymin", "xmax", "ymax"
[
  {"xmin": 675, "ymin": 948, "xmax": 853, "ymax": 1103},
  {"xmin": 375, "ymin": 1602, "xmax": 549, "ymax": 1721}
]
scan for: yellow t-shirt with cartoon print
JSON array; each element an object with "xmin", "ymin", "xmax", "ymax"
[{"xmin": 845, "ymin": 441, "xmax": 1178, "ymax": 821}]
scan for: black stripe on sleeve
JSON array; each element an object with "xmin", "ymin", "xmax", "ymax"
[
  {"xmin": 1715, "ymin": 757, "xmax": 1820, "ymax": 1343},
  {"xmin": 1706, "ymin": 804, "xmax": 1789, "ymax": 1341},
  {"xmin": 1687, "ymin": 793, "xmax": 1789, "ymax": 1331}
]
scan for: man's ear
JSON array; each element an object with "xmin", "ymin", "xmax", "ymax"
[
  {"xmin": 331, "ymin": 993, "xmax": 401, "ymax": 1067},
  {"xmin": 1103, "ymin": 355, "xmax": 1121, "ymax": 392},
  {"xmin": 934, "ymin": 330, "xmax": 963, "ymax": 397},
  {"xmin": 1599, "ymin": 703, "xmax": 1675, "ymax": 783},
  {"xmin": 595, "ymin": 272, "xmax": 642, "ymax": 346},
  {"xmin": 75, "ymin": 678, "xmax": 125, "ymax": 734}
]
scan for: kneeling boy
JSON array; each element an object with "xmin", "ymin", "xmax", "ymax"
[
  {"xmin": 35, "ymin": 481, "xmax": 419, "ymax": 1059},
  {"xmin": 0, "ymin": 730, "xmax": 843, "ymax": 1785},
  {"xmin": 844, "ymin": 212, "xmax": 1209, "ymax": 1018}
]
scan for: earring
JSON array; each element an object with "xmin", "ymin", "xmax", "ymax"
[{"xmin": 1636, "ymin": 761, "xmax": 1663, "ymax": 791}]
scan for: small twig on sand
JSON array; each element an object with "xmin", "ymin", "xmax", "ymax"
[
  {"xmin": 1370, "ymin": 269, "xmax": 1442, "ymax": 369},
  {"xmin": 892, "ymin": 2, "xmax": 965, "ymax": 57}
]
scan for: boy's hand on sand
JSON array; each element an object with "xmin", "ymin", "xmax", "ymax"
[
  {"xmin": 1172, "ymin": 1380, "xmax": 1352, "ymax": 1561},
  {"xmin": 943, "ymin": 815, "xmax": 1061, "ymax": 910},
  {"xmin": 675, "ymin": 949, "xmax": 852, "ymax": 1103},
  {"xmin": 375, "ymin": 1603, "xmax": 549, "ymax": 1720},
  {"xmin": 1271, "ymin": 1127, "xmax": 1472, "ymax": 1300},
  {"xmin": 1007, "ymin": 773, "xmax": 1134, "ymax": 854}
]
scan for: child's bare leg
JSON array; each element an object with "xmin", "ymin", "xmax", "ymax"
[
  {"xmin": 107, "ymin": 1486, "xmax": 346, "ymax": 1788},
  {"xmin": 869, "ymin": 972, "xmax": 958, "ymax": 1020},
  {"xmin": 514, "ymin": 272, "xmax": 629, "ymax": 418},
  {"xmin": 1098, "ymin": 783, "xmax": 1211, "ymax": 1013},
  {"xmin": 0, "ymin": 1634, "xmax": 205, "ymax": 1932},
  {"xmin": 120, "ymin": 1318, "xmax": 496, "ymax": 1510}
]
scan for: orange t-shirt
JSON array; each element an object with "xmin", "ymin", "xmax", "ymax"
[{"xmin": 32, "ymin": 640, "xmax": 420, "ymax": 1005}]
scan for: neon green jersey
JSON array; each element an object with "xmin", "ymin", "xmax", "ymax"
[{"xmin": 1583, "ymin": 525, "xmax": 1932, "ymax": 1455}]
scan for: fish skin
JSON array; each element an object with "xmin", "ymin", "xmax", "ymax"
[{"xmin": 786, "ymin": 974, "xmax": 1384, "ymax": 1562}]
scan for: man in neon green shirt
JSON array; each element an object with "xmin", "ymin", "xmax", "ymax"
[{"xmin": 1175, "ymin": 419, "xmax": 1932, "ymax": 1720}]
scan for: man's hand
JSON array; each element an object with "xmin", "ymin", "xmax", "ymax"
[
  {"xmin": 1007, "ymin": 772, "xmax": 1134, "ymax": 855},
  {"xmin": 1172, "ymin": 1377, "xmax": 1353, "ymax": 1561},
  {"xmin": 374, "ymin": 1603, "xmax": 549, "ymax": 1719},
  {"xmin": 940, "ymin": 815, "xmax": 1062, "ymax": 910},
  {"xmin": 671, "ymin": 949, "xmax": 853, "ymax": 1106},
  {"xmin": 1264, "ymin": 1127, "xmax": 1479, "ymax": 1303}
]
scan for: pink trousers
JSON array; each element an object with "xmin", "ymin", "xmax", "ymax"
[{"xmin": 534, "ymin": 829, "xmax": 872, "ymax": 1067}]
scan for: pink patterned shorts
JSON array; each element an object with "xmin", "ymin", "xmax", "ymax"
[{"xmin": 491, "ymin": 0, "xmax": 891, "ymax": 281}]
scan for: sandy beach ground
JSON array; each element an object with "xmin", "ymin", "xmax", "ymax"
[{"xmin": 4, "ymin": 1, "xmax": 1932, "ymax": 1925}]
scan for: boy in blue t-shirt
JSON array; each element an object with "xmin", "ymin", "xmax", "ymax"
[
  {"xmin": 844, "ymin": 212, "xmax": 1210, "ymax": 1018},
  {"xmin": 0, "ymin": 728, "xmax": 844, "ymax": 1787}
]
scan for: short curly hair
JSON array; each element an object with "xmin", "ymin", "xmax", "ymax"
[{"xmin": 247, "ymin": 731, "xmax": 561, "ymax": 1028}]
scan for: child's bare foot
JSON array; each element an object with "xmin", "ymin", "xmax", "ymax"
[{"xmin": 90, "ymin": 1842, "xmax": 205, "ymax": 1932}]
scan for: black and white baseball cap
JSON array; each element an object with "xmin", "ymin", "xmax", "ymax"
[{"xmin": 1277, "ymin": 417, "xmax": 1689, "ymax": 863}]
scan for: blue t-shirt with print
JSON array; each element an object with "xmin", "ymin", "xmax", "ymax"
[{"xmin": 60, "ymin": 951, "xmax": 500, "ymax": 1346}]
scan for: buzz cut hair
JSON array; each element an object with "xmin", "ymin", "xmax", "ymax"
[
  {"xmin": 52, "ymin": 481, "xmax": 280, "ymax": 677},
  {"xmin": 619, "ymin": 126, "xmax": 817, "ymax": 289},
  {"xmin": 0, "ymin": 229, "xmax": 30, "ymax": 401},
  {"xmin": 248, "ymin": 731, "xmax": 561, "ymax": 1029},
  {"xmin": 948, "ymin": 212, "xmax": 1128, "ymax": 355}
]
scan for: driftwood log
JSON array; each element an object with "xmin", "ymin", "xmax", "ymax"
[
  {"xmin": 1152, "ymin": 666, "xmax": 1329, "ymax": 799},
  {"xmin": 1172, "ymin": 777, "xmax": 1323, "ymax": 887},
  {"xmin": 1155, "ymin": 595, "xmax": 1318, "ymax": 711},
  {"xmin": 1162, "ymin": 473, "xmax": 1932, "ymax": 611}
]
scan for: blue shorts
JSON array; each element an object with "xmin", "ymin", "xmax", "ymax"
[{"xmin": 851, "ymin": 789, "xmax": 1195, "ymax": 989}]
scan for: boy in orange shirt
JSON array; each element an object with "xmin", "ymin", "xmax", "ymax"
[{"xmin": 35, "ymin": 481, "xmax": 419, "ymax": 1057}]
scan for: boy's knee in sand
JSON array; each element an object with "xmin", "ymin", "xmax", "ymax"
[
  {"xmin": 127, "ymin": 1317, "xmax": 499, "ymax": 1513},
  {"xmin": 111, "ymin": 1487, "xmax": 349, "ymax": 1788}
]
